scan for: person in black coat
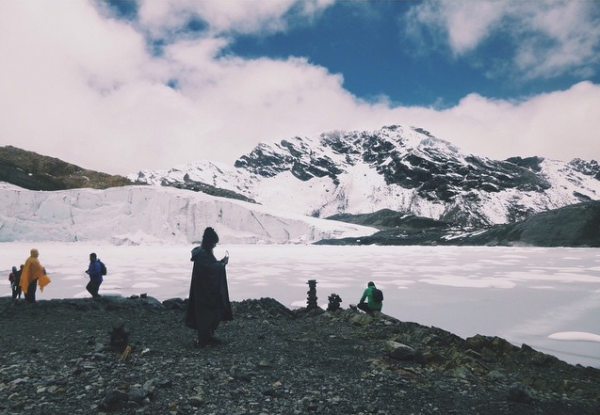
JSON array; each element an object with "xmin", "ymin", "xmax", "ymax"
[{"xmin": 185, "ymin": 227, "xmax": 233, "ymax": 347}]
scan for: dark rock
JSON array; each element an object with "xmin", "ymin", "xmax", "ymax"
[
  {"xmin": 162, "ymin": 298, "xmax": 186, "ymax": 310},
  {"xmin": 507, "ymin": 382, "xmax": 535, "ymax": 404},
  {"xmin": 101, "ymin": 389, "xmax": 129, "ymax": 411},
  {"xmin": 0, "ymin": 296, "xmax": 599, "ymax": 415},
  {"xmin": 388, "ymin": 342, "xmax": 416, "ymax": 361},
  {"xmin": 127, "ymin": 387, "xmax": 146, "ymax": 403}
]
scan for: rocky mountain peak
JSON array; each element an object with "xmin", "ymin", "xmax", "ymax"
[
  {"xmin": 568, "ymin": 158, "xmax": 600, "ymax": 179},
  {"xmin": 234, "ymin": 125, "xmax": 555, "ymax": 204},
  {"xmin": 4, "ymin": 122, "xmax": 598, "ymax": 232},
  {"xmin": 235, "ymin": 125, "xmax": 447, "ymax": 183},
  {"xmin": 129, "ymin": 123, "xmax": 600, "ymax": 228}
]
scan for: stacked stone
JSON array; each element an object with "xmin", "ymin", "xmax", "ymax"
[
  {"xmin": 327, "ymin": 293, "xmax": 342, "ymax": 311},
  {"xmin": 306, "ymin": 280, "xmax": 318, "ymax": 310}
]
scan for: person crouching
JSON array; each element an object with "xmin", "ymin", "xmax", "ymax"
[{"xmin": 357, "ymin": 281, "xmax": 383, "ymax": 315}]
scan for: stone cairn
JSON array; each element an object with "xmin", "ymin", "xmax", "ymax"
[
  {"xmin": 306, "ymin": 280, "xmax": 318, "ymax": 310},
  {"xmin": 327, "ymin": 293, "xmax": 342, "ymax": 311}
]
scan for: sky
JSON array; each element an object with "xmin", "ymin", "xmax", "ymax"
[{"xmin": 1, "ymin": 0, "xmax": 599, "ymax": 175}]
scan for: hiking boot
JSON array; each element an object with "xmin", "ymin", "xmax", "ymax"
[
  {"xmin": 208, "ymin": 337, "xmax": 223, "ymax": 345},
  {"xmin": 194, "ymin": 339, "xmax": 209, "ymax": 348}
]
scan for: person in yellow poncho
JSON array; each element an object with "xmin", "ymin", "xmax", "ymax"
[{"xmin": 19, "ymin": 248, "xmax": 51, "ymax": 303}]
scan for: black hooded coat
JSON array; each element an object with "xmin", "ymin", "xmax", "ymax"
[{"xmin": 185, "ymin": 247, "xmax": 233, "ymax": 339}]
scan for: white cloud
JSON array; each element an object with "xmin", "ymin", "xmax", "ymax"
[
  {"xmin": 0, "ymin": 0, "xmax": 599, "ymax": 177},
  {"xmin": 0, "ymin": 1, "xmax": 169, "ymax": 173},
  {"xmin": 138, "ymin": 0, "xmax": 334, "ymax": 36},
  {"xmin": 405, "ymin": 1, "xmax": 505, "ymax": 56},
  {"xmin": 408, "ymin": 81, "xmax": 600, "ymax": 162},
  {"xmin": 405, "ymin": 1, "xmax": 600, "ymax": 80},
  {"xmin": 513, "ymin": 2, "xmax": 600, "ymax": 79}
]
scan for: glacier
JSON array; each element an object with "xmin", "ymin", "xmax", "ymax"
[{"xmin": 0, "ymin": 185, "xmax": 377, "ymax": 244}]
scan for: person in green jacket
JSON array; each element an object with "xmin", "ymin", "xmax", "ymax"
[{"xmin": 356, "ymin": 281, "xmax": 383, "ymax": 315}]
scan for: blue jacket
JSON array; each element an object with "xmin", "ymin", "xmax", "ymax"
[{"xmin": 87, "ymin": 260, "xmax": 103, "ymax": 282}]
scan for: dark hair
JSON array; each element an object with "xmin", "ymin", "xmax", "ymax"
[
  {"xmin": 201, "ymin": 227, "xmax": 219, "ymax": 250},
  {"xmin": 368, "ymin": 281, "xmax": 375, "ymax": 287},
  {"xmin": 90, "ymin": 252, "xmax": 97, "ymax": 260}
]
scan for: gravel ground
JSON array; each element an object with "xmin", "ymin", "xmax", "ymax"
[{"xmin": 1, "ymin": 296, "xmax": 599, "ymax": 415}]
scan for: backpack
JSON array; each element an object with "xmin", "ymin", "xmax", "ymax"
[
  {"xmin": 98, "ymin": 260, "xmax": 107, "ymax": 276},
  {"xmin": 371, "ymin": 288, "xmax": 384, "ymax": 302}
]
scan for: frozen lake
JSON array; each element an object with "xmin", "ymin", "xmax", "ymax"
[{"xmin": 2, "ymin": 243, "xmax": 600, "ymax": 368}]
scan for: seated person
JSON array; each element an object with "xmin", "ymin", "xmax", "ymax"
[{"xmin": 356, "ymin": 281, "xmax": 383, "ymax": 315}]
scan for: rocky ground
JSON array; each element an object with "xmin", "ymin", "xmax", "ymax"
[{"xmin": 1, "ymin": 295, "xmax": 599, "ymax": 415}]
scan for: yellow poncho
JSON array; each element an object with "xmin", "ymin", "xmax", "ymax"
[{"xmin": 19, "ymin": 248, "xmax": 51, "ymax": 293}]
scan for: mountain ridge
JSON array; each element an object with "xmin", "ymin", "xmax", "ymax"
[
  {"xmin": 0, "ymin": 145, "xmax": 132, "ymax": 191},
  {"xmin": 316, "ymin": 201, "xmax": 600, "ymax": 247},
  {"xmin": 2, "ymin": 123, "xmax": 599, "ymax": 246},
  {"xmin": 130, "ymin": 124, "xmax": 600, "ymax": 228}
]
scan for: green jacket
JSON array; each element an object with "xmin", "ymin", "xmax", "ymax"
[{"xmin": 359, "ymin": 286, "xmax": 383, "ymax": 311}]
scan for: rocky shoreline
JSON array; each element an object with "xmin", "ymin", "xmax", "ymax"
[{"xmin": 1, "ymin": 295, "xmax": 599, "ymax": 415}]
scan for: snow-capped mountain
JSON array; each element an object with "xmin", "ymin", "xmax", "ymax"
[
  {"xmin": 129, "ymin": 125, "xmax": 600, "ymax": 228},
  {"xmin": 0, "ymin": 185, "xmax": 376, "ymax": 244}
]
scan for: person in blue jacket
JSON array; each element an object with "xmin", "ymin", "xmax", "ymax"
[{"xmin": 86, "ymin": 252, "xmax": 103, "ymax": 298}]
